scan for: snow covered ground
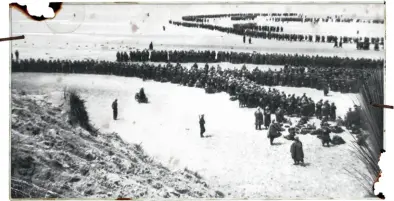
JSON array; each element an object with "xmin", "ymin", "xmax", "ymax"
[
  {"xmin": 11, "ymin": 4, "xmax": 384, "ymax": 61},
  {"xmin": 12, "ymin": 73, "xmax": 367, "ymax": 199}
]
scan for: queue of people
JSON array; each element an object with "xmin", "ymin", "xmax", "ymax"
[
  {"xmin": 13, "ymin": 57, "xmax": 365, "ymax": 166},
  {"xmin": 117, "ymin": 49, "xmax": 384, "ymax": 70},
  {"xmin": 117, "ymin": 50, "xmax": 380, "ymax": 94},
  {"xmin": 169, "ymin": 20, "xmax": 384, "ymax": 47}
]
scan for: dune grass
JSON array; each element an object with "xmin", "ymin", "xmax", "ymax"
[{"xmin": 347, "ymin": 69, "xmax": 384, "ymax": 197}]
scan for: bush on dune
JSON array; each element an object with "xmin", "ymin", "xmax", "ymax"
[{"xmin": 67, "ymin": 90, "xmax": 96, "ymax": 135}]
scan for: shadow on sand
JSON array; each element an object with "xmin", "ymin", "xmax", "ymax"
[
  {"xmin": 271, "ymin": 142, "xmax": 284, "ymax": 146},
  {"xmin": 300, "ymin": 162, "xmax": 311, "ymax": 167}
]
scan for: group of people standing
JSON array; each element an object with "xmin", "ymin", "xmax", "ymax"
[{"xmin": 116, "ymin": 49, "xmax": 383, "ymax": 70}]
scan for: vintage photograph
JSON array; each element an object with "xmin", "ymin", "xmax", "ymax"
[{"xmin": 10, "ymin": 3, "xmax": 385, "ymax": 199}]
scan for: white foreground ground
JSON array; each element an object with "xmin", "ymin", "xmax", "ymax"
[{"xmin": 12, "ymin": 73, "xmax": 368, "ymax": 199}]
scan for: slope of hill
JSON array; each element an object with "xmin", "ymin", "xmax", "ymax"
[{"xmin": 10, "ymin": 89, "xmax": 223, "ymax": 199}]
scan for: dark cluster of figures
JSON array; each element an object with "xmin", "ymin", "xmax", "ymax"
[
  {"xmin": 180, "ymin": 12, "xmax": 383, "ymax": 25},
  {"xmin": 181, "ymin": 13, "xmax": 298, "ymax": 22},
  {"xmin": 111, "ymin": 89, "xmax": 148, "ymax": 120},
  {"xmin": 12, "ymin": 58, "xmax": 362, "ymax": 129},
  {"xmin": 13, "ymin": 56, "xmax": 366, "ymax": 166},
  {"xmin": 233, "ymin": 23, "xmax": 283, "ymax": 33},
  {"xmin": 117, "ymin": 49, "xmax": 384, "ymax": 69},
  {"xmin": 267, "ymin": 16, "xmax": 384, "ymax": 24},
  {"xmin": 169, "ymin": 20, "xmax": 384, "ymax": 48},
  {"xmin": 252, "ymin": 103, "xmax": 361, "ymax": 165},
  {"xmin": 247, "ymin": 65, "xmax": 369, "ymax": 93},
  {"xmin": 116, "ymin": 52, "xmax": 378, "ymax": 93}
]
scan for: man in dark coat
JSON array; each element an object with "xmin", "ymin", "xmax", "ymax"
[
  {"xmin": 199, "ymin": 114, "xmax": 206, "ymax": 138},
  {"xmin": 323, "ymin": 84, "xmax": 329, "ymax": 96},
  {"xmin": 137, "ymin": 88, "xmax": 148, "ymax": 103},
  {"xmin": 322, "ymin": 101, "xmax": 330, "ymax": 119},
  {"xmin": 290, "ymin": 136, "xmax": 304, "ymax": 165},
  {"xmin": 112, "ymin": 99, "xmax": 118, "ymax": 120},
  {"xmin": 330, "ymin": 103, "xmax": 337, "ymax": 121},
  {"xmin": 254, "ymin": 107, "xmax": 264, "ymax": 130},
  {"xmin": 267, "ymin": 120, "xmax": 282, "ymax": 145},
  {"xmin": 322, "ymin": 127, "xmax": 331, "ymax": 147},
  {"xmin": 15, "ymin": 50, "xmax": 19, "ymax": 62},
  {"xmin": 264, "ymin": 106, "xmax": 271, "ymax": 129},
  {"xmin": 316, "ymin": 99, "xmax": 323, "ymax": 119}
]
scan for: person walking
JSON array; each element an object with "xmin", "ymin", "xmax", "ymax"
[
  {"xmin": 112, "ymin": 99, "xmax": 118, "ymax": 120},
  {"xmin": 199, "ymin": 114, "xmax": 206, "ymax": 138}
]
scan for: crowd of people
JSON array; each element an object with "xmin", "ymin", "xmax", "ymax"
[
  {"xmin": 170, "ymin": 20, "xmax": 283, "ymax": 36},
  {"xmin": 117, "ymin": 49, "xmax": 384, "ymax": 69},
  {"xmin": 231, "ymin": 15, "xmax": 257, "ymax": 21},
  {"xmin": 13, "ymin": 56, "xmax": 367, "ymax": 165},
  {"xmin": 267, "ymin": 16, "xmax": 384, "ymax": 24},
  {"xmin": 181, "ymin": 13, "xmax": 383, "ymax": 24},
  {"xmin": 115, "ymin": 49, "xmax": 382, "ymax": 93},
  {"xmin": 13, "ymin": 58, "xmax": 343, "ymax": 120},
  {"xmin": 247, "ymin": 65, "xmax": 373, "ymax": 93},
  {"xmin": 233, "ymin": 23, "xmax": 284, "ymax": 33},
  {"xmin": 169, "ymin": 20, "xmax": 383, "ymax": 47},
  {"xmin": 181, "ymin": 13, "xmax": 299, "ymax": 22}
]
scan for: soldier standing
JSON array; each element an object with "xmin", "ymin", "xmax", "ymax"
[
  {"xmin": 290, "ymin": 136, "xmax": 304, "ymax": 165},
  {"xmin": 112, "ymin": 99, "xmax": 118, "ymax": 120},
  {"xmin": 316, "ymin": 99, "xmax": 323, "ymax": 119},
  {"xmin": 199, "ymin": 114, "xmax": 206, "ymax": 138},
  {"xmin": 15, "ymin": 50, "xmax": 19, "ymax": 62},
  {"xmin": 330, "ymin": 103, "xmax": 337, "ymax": 121},
  {"xmin": 321, "ymin": 127, "xmax": 331, "ymax": 147},
  {"xmin": 254, "ymin": 107, "xmax": 264, "ymax": 130},
  {"xmin": 323, "ymin": 83, "xmax": 329, "ymax": 96},
  {"xmin": 264, "ymin": 106, "xmax": 271, "ymax": 129}
]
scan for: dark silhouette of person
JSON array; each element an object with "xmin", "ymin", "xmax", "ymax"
[
  {"xmin": 290, "ymin": 136, "xmax": 304, "ymax": 165},
  {"xmin": 149, "ymin": 42, "xmax": 153, "ymax": 50},
  {"xmin": 322, "ymin": 127, "xmax": 331, "ymax": 147},
  {"xmin": 254, "ymin": 107, "xmax": 263, "ymax": 130},
  {"xmin": 15, "ymin": 50, "xmax": 19, "ymax": 61},
  {"xmin": 139, "ymin": 88, "xmax": 147, "ymax": 100},
  {"xmin": 199, "ymin": 114, "xmax": 206, "ymax": 138},
  {"xmin": 112, "ymin": 99, "xmax": 118, "ymax": 120}
]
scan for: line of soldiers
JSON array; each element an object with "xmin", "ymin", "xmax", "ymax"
[
  {"xmin": 233, "ymin": 23, "xmax": 284, "ymax": 33},
  {"xmin": 181, "ymin": 13, "xmax": 299, "ymax": 21},
  {"xmin": 116, "ymin": 49, "xmax": 384, "ymax": 70},
  {"xmin": 170, "ymin": 20, "xmax": 384, "ymax": 46},
  {"xmin": 13, "ymin": 58, "xmax": 340, "ymax": 121},
  {"xmin": 231, "ymin": 15, "xmax": 257, "ymax": 21},
  {"xmin": 247, "ymin": 65, "xmax": 371, "ymax": 93},
  {"xmin": 268, "ymin": 16, "xmax": 384, "ymax": 24},
  {"xmin": 117, "ymin": 50, "xmax": 149, "ymax": 62},
  {"xmin": 181, "ymin": 13, "xmax": 383, "ymax": 24},
  {"xmin": 170, "ymin": 20, "xmax": 282, "ymax": 36},
  {"xmin": 115, "ymin": 52, "xmax": 379, "ymax": 93}
]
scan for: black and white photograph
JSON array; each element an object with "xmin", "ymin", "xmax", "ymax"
[{"xmin": 10, "ymin": 2, "xmax": 385, "ymax": 199}]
